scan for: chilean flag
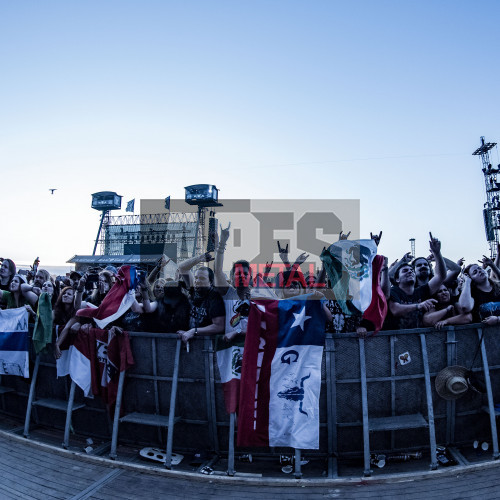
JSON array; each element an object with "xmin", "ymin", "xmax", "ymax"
[
  {"xmin": 77, "ymin": 265, "xmax": 137, "ymax": 329},
  {"xmin": 237, "ymin": 297, "xmax": 326, "ymax": 449}
]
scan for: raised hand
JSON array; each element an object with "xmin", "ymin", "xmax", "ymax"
[
  {"xmin": 429, "ymin": 232, "xmax": 441, "ymax": 255},
  {"xmin": 264, "ymin": 261, "xmax": 273, "ymax": 276},
  {"xmin": 402, "ymin": 252, "xmax": 413, "ymax": 263},
  {"xmin": 295, "ymin": 252, "xmax": 309, "ymax": 265},
  {"xmin": 370, "ymin": 231, "xmax": 382, "ymax": 246},
  {"xmin": 456, "ymin": 257, "xmax": 465, "ymax": 267},
  {"xmin": 277, "ymin": 241, "xmax": 290, "ymax": 264},
  {"xmin": 479, "ymin": 255, "xmax": 495, "ymax": 269},
  {"xmin": 220, "ymin": 222, "xmax": 231, "ymax": 244},
  {"xmin": 338, "ymin": 230, "xmax": 351, "ymax": 241},
  {"xmin": 202, "ymin": 252, "xmax": 214, "ymax": 263}
]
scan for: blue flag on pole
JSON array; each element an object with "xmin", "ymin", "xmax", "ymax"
[{"xmin": 126, "ymin": 199, "xmax": 135, "ymax": 212}]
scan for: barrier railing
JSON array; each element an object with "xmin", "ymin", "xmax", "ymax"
[{"xmin": 0, "ymin": 323, "xmax": 498, "ymax": 477}]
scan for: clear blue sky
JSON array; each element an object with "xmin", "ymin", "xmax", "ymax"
[{"xmin": 1, "ymin": 0, "xmax": 499, "ymax": 267}]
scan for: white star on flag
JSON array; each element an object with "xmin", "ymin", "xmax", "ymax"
[{"xmin": 291, "ymin": 306, "xmax": 311, "ymax": 331}]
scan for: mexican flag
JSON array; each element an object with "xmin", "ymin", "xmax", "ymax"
[
  {"xmin": 321, "ymin": 239, "xmax": 377, "ymax": 315},
  {"xmin": 215, "ymin": 335, "xmax": 245, "ymax": 414}
]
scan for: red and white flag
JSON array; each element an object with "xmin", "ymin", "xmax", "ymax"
[
  {"xmin": 76, "ymin": 265, "xmax": 137, "ymax": 329},
  {"xmin": 58, "ymin": 326, "xmax": 134, "ymax": 402}
]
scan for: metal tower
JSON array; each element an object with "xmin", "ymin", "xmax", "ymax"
[
  {"xmin": 409, "ymin": 238, "xmax": 415, "ymax": 259},
  {"xmin": 473, "ymin": 137, "xmax": 499, "ymax": 258}
]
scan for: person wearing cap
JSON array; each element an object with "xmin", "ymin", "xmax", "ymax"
[{"xmin": 387, "ymin": 233, "xmax": 447, "ymax": 330}]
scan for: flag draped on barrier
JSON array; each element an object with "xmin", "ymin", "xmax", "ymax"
[
  {"xmin": 216, "ymin": 336, "xmax": 245, "ymax": 414},
  {"xmin": 237, "ymin": 297, "xmax": 326, "ymax": 449},
  {"xmin": 63, "ymin": 326, "xmax": 134, "ymax": 402},
  {"xmin": 33, "ymin": 292, "xmax": 53, "ymax": 354},
  {"xmin": 0, "ymin": 308, "xmax": 29, "ymax": 378}
]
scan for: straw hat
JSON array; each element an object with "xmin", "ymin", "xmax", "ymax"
[{"xmin": 435, "ymin": 365, "xmax": 469, "ymax": 400}]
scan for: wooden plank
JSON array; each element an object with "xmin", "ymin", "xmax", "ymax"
[
  {"xmin": 0, "ymin": 448, "xmax": 107, "ymax": 492},
  {"xmin": 0, "ymin": 445, "xmax": 109, "ymax": 481}
]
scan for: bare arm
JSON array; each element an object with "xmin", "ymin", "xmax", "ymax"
[
  {"xmin": 427, "ymin": 233, "xmax": 447, "ymax": 295},
  {"xmin": 443, "ymin": 257, "xmax": 461, "ymax": 286},
  {"xmin": 422, "ymin": 306, "xmax": 453, "ymax": 327},
  {"xmin": 277, "ymin": 241, "xmax": 291, "ymax": 269},
  {"xmin": 20, "ymin": 283, "xmax": 39, "ymax": 307},
  {"xmin": 458, "ymin": 276, "xmax": 474, "ymax": 313},
  {"xmin": 380, "ymin": 257, "xmax": 390, "ymax": 299},
  {"xmin": 214, "ymin": 223, "xmax": 230, "ymax": 293},
  {"xmin": 434, "ymin": 313, "xmax": 472, "ymax": 329},
  {"xmin": 74, "ymin": 274, "xmax": 87, "ymax": 311},
  {"xmin": 54, "ymin": 317, "xmax": 81, "ymax": 359},
  {"xmin": 139, "ymin": 293, "xmax": 158, "ymax": 314},
  {"xmin": 177, "ymin": 316, "xmax": 225, "ymax": 343},
  {"xmin": 389, "ymin": 298, "xmax": 437, "ymax": 318}
]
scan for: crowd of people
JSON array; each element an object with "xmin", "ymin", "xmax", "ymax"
[{"xmin": 1, "ymin": 227, "xmax": 500, "ymax": 356}]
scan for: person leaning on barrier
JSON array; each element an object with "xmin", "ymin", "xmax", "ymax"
[
  {"xmin": 422, "ymin": 284, "xmax": 472, "ymax": 329},
  {"xmin": 139, "ymin": 281, "xmax": 190, "ymax": 334},
  {"xmin": 213, "ymin": 222, "xmax": 256, "ymax": 342},
  {"xmin": 459, "ymin": 257, "xmax": 500, "ymax": 324},
  {"xmin": 176, "ymin": 264, "xmax": 225, "ymax": 344},
  {"xmin": 386, "ymin": 233, "xmax": 447, "ymax": 330}
]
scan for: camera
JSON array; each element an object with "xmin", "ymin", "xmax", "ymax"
[{"xmin": 85, "ymin": 267, "xmax": 101, "ymax": 291}]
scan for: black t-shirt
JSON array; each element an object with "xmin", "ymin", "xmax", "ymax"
[
  {"xmin": 325, "ymin": 299, "xmax": 362, "ymax": 334},
  {"xmin": 471, "ymin": 281, "xmax": 500, "ymax": 321},
  {"xmin": 147, "ymin": 288, "xmax": 191, "ymax": 333},
  {"xmin": 387, "ymin": 284, "xmax": 431, "ymax": 330},
  {"xmin": 189, "ymin": 287, "xmax": 225, "ymax": 329}
]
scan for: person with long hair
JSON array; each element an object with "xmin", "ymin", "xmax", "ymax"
[
  {"xmin": 52, "ymin": 286, "xmax": 76, "ymax": 327},
  {"xmin": 0, "ymin": 259, "xmax": 16, "ymax": 291},
  {"xmin": 459, "ymin": 257, "xmax": 500, "ymax": 324},
  {"xmin": 87, "ymin": 270, "xmax": 113, "ymax": 306},
  {"xmin": 0, "ymin": 274, "xmax": 36, "ymax": 317},
  {"xmin": 423, "ymin": 284, "xmax": 472, "ymax": 329}
]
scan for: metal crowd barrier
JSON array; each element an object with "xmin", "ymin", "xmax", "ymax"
[{"xmin": 0, "ymin": 323, "xmax": 498, "ymax": 477}]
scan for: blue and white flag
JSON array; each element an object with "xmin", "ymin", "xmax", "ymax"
[
  {"xmin": 0, "ymin": 308, "xmax": 30, "ymax": 378},
  {"xmin": 238, "ymin": 297, "xmax": 326, "ymax": 449},
  {"xmin": 126, "ymin": 199, "xmax": 135, "ymax": 212}
]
